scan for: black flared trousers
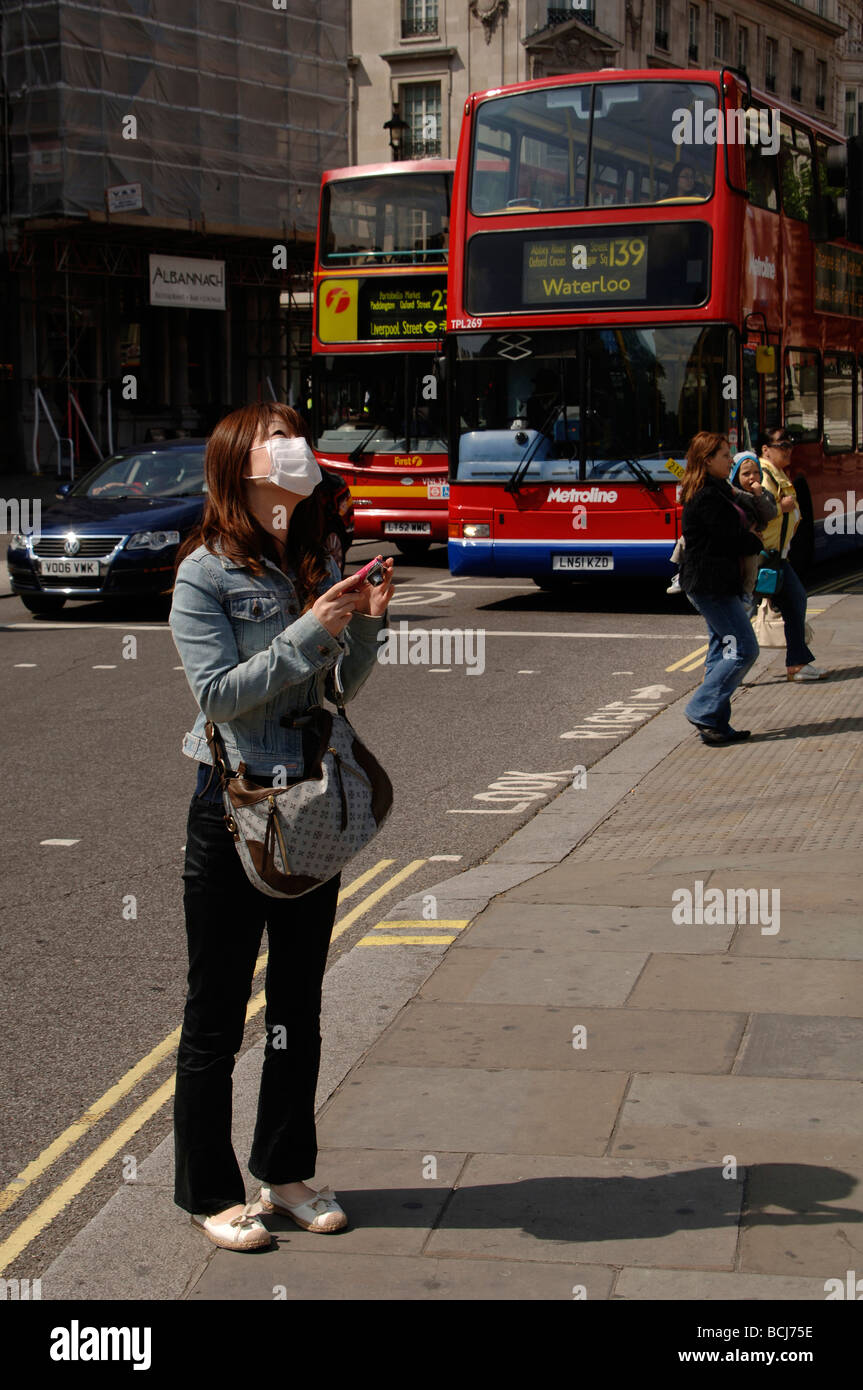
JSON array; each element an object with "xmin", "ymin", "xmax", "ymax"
[{"xmin": 173, "ymin": 778, "xmax": 340, "ymax": 1216}]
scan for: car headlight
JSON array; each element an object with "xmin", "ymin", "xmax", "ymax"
[
  {"xmin": 9, "ymin": 533, "xmax": 30, "ymax": 551},
  {"xmin": 126, "ymin": 530, "xmax": 181, "ymax": 551}
]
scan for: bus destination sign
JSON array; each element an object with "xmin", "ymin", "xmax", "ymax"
[
  {"xmin": 523, "ymin": 236, "xmax": 648, "ymax": 306},
  {"xmin": 814, "ymin": 244, "xmax": 863, "ymax": 317},
  {"xmin": 318, "ymin": 275, "xmax": 447, "ymax": 343}
]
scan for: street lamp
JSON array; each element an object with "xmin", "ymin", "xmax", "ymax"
[{"xmin": 383, "ymin": 103, "xmax": 409, "ymax": 161}]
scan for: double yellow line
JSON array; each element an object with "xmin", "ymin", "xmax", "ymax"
[
  {"xmin": 0, "ymin": 857, "xmax": 426, "ymax": 1274},
  {"xmin": 667, "ymin": 610, "xmax": 826, "ymax": 674}
]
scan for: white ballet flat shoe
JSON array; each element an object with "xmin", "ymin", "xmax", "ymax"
[
  {"xmin": 190, "ymin": 1202, "xmax": 273, "ymax": 1251},
  {"xmin": 258, "ymin": 1183, "xmax": 348, "ymax": 1233}
]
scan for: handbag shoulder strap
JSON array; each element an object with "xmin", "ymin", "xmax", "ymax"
[{"xmin": 204, "ymin": 720, "xmax": 233, "ymax": 787}]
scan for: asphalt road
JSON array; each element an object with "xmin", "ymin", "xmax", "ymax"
[{"xmin": 1, "ymin": 538, "xmax": 861, "ymax": 1284}]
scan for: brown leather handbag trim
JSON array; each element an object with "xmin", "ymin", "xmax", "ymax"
[
  {"xmin": 351, "ymin": 735, "xmax": 394, "ymax": 825},
  {"xmin": 247, "ymin": 839, "xmax": 323, "ymax": 897}
]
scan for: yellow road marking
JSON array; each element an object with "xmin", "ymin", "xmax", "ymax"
[
  {"xmin": 330, "ymin": 860, "xmax": 427, "ymax": 942},
  {"xmin": 372, "ymin": 920, "xmax": 468, "ymax": 930},
  {"xmin": 336, "ymin": 859, "xmax": 395, "ymax": 902},
  {"xmin": 0, "ymin": 859, "xmax": 417, "ymax": 1223},
  {"xmin": 357, "ymin": 934, "xmax": 457, "ymax": 946},
  {"xmin": 0, "ymin": 1030, "xmax": 182, "ymax": 1217},
  {"xmin": 666, "ymin": 643, "xmax": 708, "ymax": 672},
  {"xmin": 0, "ymin": 1074, "xmax": 177, "ymax": 1273}
]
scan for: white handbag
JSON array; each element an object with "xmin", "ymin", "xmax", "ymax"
[{"xmin": 751, "ymin": 598, "xmax": 814, "ymax": 649}]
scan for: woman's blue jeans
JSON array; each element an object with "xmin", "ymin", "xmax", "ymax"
[
  {"xmin": 684, "ymin": 591, "xmax": 761, "ymax": 732},
  {"xmin": 173, "ymin": 771, "xmax": 340, "ymax": 1216},
  {"xmin": 772, "ymin": 559, "xmax": 815, "ymax": 668}
]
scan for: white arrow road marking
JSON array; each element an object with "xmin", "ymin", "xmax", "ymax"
[{"xmin": 630, "ymin": 684, "xmax": 674, "ymax": 699}]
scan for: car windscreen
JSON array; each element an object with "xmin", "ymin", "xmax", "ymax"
[{"xmin": 70, "ymin": 449, "xmax": 206, "ymax": 500}]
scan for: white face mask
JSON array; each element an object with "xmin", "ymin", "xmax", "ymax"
[{"xmin": 244, "ymin": 435, "xmax": 322, "ymax": 497}]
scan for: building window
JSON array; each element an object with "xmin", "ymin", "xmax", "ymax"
[
  {"xmin": 846, "ymin": 87, "xmax": 858, "ymax": 137},
  {"xmin": 547, "ymin": 4, "xmax": 596, "ymax": 25},
  {"xmin": 714, "ymin": 15, "xmax": 728, "ymax": 61},
  {"xmin": 655, "ymin": 0, "xmax": 669, "ymax": 50},
  {"xmin": 688, "ymin": 5, "xmax": 699, "ymax": 61},
  {"xmin": 401, "ymin": 82, "xmax": 442, "ymax": 158},
  {"xmin": 816, "ymin": 61, "xmax": 827, "ymax": 112},
  {"xmin": 737, "ymin": 26, "xmax": 748, "ymax": 71},
  {"xmin": 791, "ymin": 50, "xmax": 802, "ymax": 103},
  {"xmin": 765, "ymin": 37, "xmax": 777, "ymax": 93},
  {"xmin": 402, "ymin": 0, "xmax": 438, "ymax": 39}
]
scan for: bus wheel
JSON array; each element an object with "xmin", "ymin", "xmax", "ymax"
[{"xmin": 395, "ymin": 538, "xmax": 431, "ymax": 560}]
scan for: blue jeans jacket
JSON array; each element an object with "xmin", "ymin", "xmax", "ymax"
[{"xmin": 170, "ymin": 542, "xmax": 386, "ymax": 776}]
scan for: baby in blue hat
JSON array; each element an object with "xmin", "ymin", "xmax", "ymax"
[
  {"xmin": 729, "ymin": 450, "xmax": 778, "ymax": 609},
  {"xmin": 667, "ymin": 448, "xmax": 776, "ymax": 606}
]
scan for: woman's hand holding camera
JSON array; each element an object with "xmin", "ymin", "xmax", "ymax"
[
  {"xmin": 351, "ymin": 557, "xmax": 394, "ymax": 617},
  {"xmin": 312, "ymin": 578, "xmax": 361, "ymax": 637}
]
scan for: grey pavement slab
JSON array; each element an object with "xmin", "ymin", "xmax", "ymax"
[
  {"xmin": 417, "ymin": 945, "xmax": 649, "ymax": 1006},
  {"xmin": 739, "ymin": 1159, "xmax": 863, "ymax": 1278},
  {"xmin": 504, "ymin": 861, "xmax": 723, "ymax": 906},
  {"xmin": 249, "ymin": 1147, "xmax": 467, "ymax": 1257},
  {"xmin": 315, "ymin": 1065, "xmax": 628, "ymax": 1156},
  {"xmin": 737, "ymin": 1014, "xmax": 863, "ymax": 1079},
  {"xmin": 612, "ymin": 1074, "xmax": 863, "ymax": 1164},
  {"xmin": 39, "ymin": 1183, "xmax": 211, "ymax": 1302},
  {"xmin": 189, "ymin": 1250, "xmax": 616, "ymax": 1300},
  {"xmin": 457, "ymin": 901, "xmax": 734, "ymax": 954},
  {"xmin": 367, "ymin": 1001, "xmax": 746, "ymax": 1074},
  {"xmin": 628, "ymin": 956, "xmax": 863, "ymax": 1015},
  {"xmin": 614, "ymin": 1267, "xmax": 833, "ymax": 1299},
  {"xmin": 729, "ymin": 911, "xmax": 863, "ymax": 960},
  {"xmin": 424, "ymin": 1153, "xmax": 743, "ymax": 1270}
]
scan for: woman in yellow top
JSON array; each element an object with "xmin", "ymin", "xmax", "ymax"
[{"xmin": 757, "ymin": 428, "xmax": 823, "ymax": 681}]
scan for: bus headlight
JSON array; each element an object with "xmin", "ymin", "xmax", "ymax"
[{"xmin": 462, "ymin": 523, "xmax": 490, "ymax": 538}]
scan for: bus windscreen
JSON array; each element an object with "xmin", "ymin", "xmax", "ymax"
[
  {"xmin": 470, "ymin": 80, "xmax": 717, "ymax": 216},
  {"xmin": 453, "ymin": 324, "xmax": 737, "ymax": 482},
  {"xmin": 322, "ymin": 173, "xmax": 451, "ymax": 268}
]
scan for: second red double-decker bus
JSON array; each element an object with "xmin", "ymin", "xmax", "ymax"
[
  {"xmin": 445, "ymin": 68, "xmax": 863, "ymax": 585},
  {"xmin": 312, "ymin": 159, "xmax": 454, "ymax": 558}
]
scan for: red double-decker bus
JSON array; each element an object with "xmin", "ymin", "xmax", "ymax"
[
  {"xmin": 312, "ymin": 159, "xmax": 454, "ymax": 558},
  {"xmin": 446, "ymin": 68, "xmax": 863, "ymax": 585}
]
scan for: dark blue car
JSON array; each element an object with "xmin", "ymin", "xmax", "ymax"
[{"xmin": 6, "ymin": 439, "xmax": 354, "ymax": 615}]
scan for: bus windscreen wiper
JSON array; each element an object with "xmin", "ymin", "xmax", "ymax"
[
  {"xmin": 348, "ymin": 422, "xmax": 383, "ymax": 463},
  {"xmin": 505, "ymin": 401, "xmax": 561, "ymax": 494},
  {"xmin": 622, "ymin": 457, "xmax": 662, "ymax": 492}
]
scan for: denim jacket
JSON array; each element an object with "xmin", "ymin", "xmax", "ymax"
[{"xmin": 170, "ymin": 541, "xmax": 386, "ymax": 776}]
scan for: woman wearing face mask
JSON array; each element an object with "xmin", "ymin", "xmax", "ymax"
[{"xmin": 169, "ymin": 403, "xmax": 393, "ymax": 1251}]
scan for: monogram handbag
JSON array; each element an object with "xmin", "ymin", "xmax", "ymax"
[{"xmin": 204, "ymin": 701, "xmax": 393, "ymax": 899}]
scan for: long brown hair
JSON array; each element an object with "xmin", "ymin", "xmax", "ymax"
[
  {"xmin": 680, "ymin": 431, "xmax": 728, "ymax": 504},
  {"xmin": 176, "ymin": 403, "xmax": 330, "ymax": 611}
]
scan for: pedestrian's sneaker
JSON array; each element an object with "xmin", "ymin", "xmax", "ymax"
[
  {"xmin": 258, "ymin": 1183, "xmax": 348, "ymax": 1233},
  {"xmin": 787, "ymin": 665, "xmax": 825, "ymax": 681},
  {"xmin": 666, "ymin": 574, "xmax": 681, "ymax": 594}
]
